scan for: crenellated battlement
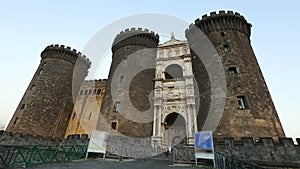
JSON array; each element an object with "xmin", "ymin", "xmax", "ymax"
[
  {"xmin": 214, "ymin": 137, "xmax": 299, "ymax": 147},
  {"xmin": 112, "ymin": 27, "xmax": 159, "ymax": 54},
  {"xmin": 190, "ymin": 10, "xmax": 252, "ymax": 38},
  {"xmin": 0, "ymin": 131, "xmax": 88, "ymax": 147},
  {"xmin": 41, "ymin": 44, "xmax": 91, "ymax": 68},
  {"xmin": 84, "ymin": 79, "xmax": 107, "ymax": 83}
]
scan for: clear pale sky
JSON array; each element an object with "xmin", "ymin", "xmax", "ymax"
[{"xmin": 0, "ymin": 1, "xmax": 299, "ymax": 138}]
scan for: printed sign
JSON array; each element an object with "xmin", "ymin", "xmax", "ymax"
[
  {"xmin": 194, "ymin": 131, "xmax": 214, "ymax": 160},
  {"xmin": 86, "ymin": 130, "xmax": 109, "ymax": 158}
]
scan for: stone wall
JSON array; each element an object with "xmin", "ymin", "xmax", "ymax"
[
  {"xmin": 173, "ymin": 137, "xmax": 300, "ymax": 168},
  {"xmin": 216, "ymin": 137, "xmax": 300, "ymax": 167},
  {"xmin": 0, "ymin": 130, "xmax": 88, "ymax": 147}
]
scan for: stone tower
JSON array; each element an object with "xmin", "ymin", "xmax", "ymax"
[
  {"xmin": 6, "ymin": 44, "xmax": 91, "ymax": 138},
  {"xmin": 97, "ymin": 28, "xmax": 159, "ymax": 138},
  {"xmin": 186, "ymin": 11, "xmax": 285, "ymax": 138},
  {"xmin": 151, "ymin": 33, "xmax": 198, "ymax": 146}
]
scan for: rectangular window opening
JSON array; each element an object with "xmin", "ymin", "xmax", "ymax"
[
  {"xmin": 114, "ymin": 101, "xmax": 120, "ymax": 113},
  {"xmin": 111, "ymin": 122, "xmax": 117, "ymax": 130},
  {"xmin": 97, "ymin": 89, "xmax": 101, "ymax": 95},
  {"xmin": 237, "ymin": 96, "xmax": 247, "ymax": 109},
  {"xmin": 228, "ymin": 67, "xmax": 238, "ymax": 74}
]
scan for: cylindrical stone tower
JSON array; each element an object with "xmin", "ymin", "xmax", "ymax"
[
  {"xmin": 186, "ymin": 11, "xmax": 285, "ymax": 138},
  {"xmin": 6, "ymin": 44, "xmax": 91, "ymax": 138},
  {"xmin": 97, "ymin": 28, "xmax": 159, "ymax": 138}
]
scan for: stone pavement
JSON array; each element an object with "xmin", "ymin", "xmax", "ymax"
[{"xmin": 24, "ymin": 158, "xmax": 209, "ymax": 169}]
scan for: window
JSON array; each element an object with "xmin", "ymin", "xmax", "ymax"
[
  {"xmin": 224, "ymin": 44, "xmax": 229, "ymax": 52},
  {"xmin": 123, "ymin": 57, "xmax": 128, "ymax": 64},
  {"xmin": 13, "ymin": 117, "xmax": 19, "ymax": 125},
  {"xmin": 84, "ymin": 90, "xmax": 88, "ymax": 95},
  {"xmin": 88, "ymin": 89, "xmax": 92, "ymax": 95},
  {"xmin": 125, "ymin": 46, "xmax": 130, "ymax": 53},
  {"xmin": 20, "ymin": 104, "xmax": 25, "ymax": 110},
  {"xmin": 114, "ymin": 101, "xmax": 120, "ymax": 112},
  {"xmin": 38, "ymin": 68, "xmax": 44, "ymax": 75},
  {"xmin": 97, "ymin": 89, "xmax": 101, "ymax": 95},
  {"xmin": 228, "ymin": 67, "xmax": 238, "ymax": 74},
  {"xmin": 221, "ymin": 32, "xmax": 226, "ymax": 36},
  {"xmin": 30, "ymin": 84, "xmax": 36, "ymax": 90},
  {"xmin": 72, "ymin": 113, "xmax": 76, "ymax": 120},
  {"xmin": 237, "ymin": 96, "xmax": 247, "ymax": 109},
  {"xmin": 119, "ymin": 76, "xmax": 124, "ymax": 84},
  {"xmin": 88, "ymin": 112, "xmax": 92, "ymax": 120},
  {"xmin": 79, "ymin": 90, "xmax": 84, "ymax": 95},
  {"xmin": 111, "ymin": 122, "xmax": 117, "ymax": 130}
]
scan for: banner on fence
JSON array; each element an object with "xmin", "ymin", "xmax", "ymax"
[
  {"xmin": 194, "ymin": 131, "xmax": 214, "ymax": 160},
  {"xmin": 85, "ymin": 130, "xmax": 109, "ymax": 159}
]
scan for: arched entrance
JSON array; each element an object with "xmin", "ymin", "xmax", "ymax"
[{"xmin": 163, "ymin": 112, "xmax": 186, "ymax": 146}]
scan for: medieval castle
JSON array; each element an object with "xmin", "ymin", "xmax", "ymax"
[{"xmin": 5, "ymin": 10, "xmax": 286, "ymax": 148}]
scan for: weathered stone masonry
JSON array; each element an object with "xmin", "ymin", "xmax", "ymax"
[{"xmin": 6, "ymin": 45, "xmax": 91, "ymax": 138}]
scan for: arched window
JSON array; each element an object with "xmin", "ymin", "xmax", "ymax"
[{"xmin": 165, "ymin": 64, "xmax": 183, "ymax": 79}]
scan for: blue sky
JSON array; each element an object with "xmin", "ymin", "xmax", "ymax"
[{"xmin": 0, "ymin": 1, "xmax": 299, "ymax": 138}]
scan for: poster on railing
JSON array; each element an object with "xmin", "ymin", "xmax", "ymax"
[
  {"xmin": 194, "ymin": 131, "xmax": 214, "ymax": 160},
  {"xmin": 85, "ymin": 130, "xmax": 109, "ymax": 159}
]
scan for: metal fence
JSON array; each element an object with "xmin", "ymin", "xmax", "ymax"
[
  {"xmin": 0, "ymin": 145, "xmax": 87, "ymax": 168},
  {"xmin": 214, "ymin": 152, "xmax": 266, "ymax": 169}
]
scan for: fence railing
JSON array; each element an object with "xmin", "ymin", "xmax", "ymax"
[
  {"xmin": 214, "ymin": 152, "xmax": 266, "ymax": 169},
  {"xmin": 0, "ymin": 145, "xmax": 87, "ymax": 168}
]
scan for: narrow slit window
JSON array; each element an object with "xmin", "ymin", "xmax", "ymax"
[
  {"xmin": 13, "ymin": 117, "xmax": 19, "ymax": 125},
  {"xmin": 237, "ymin": 96, "xmax": 247, "ymax": 109},
  {"xmin": 80, "ymin": 90, "xmax": 84, "ymax": 95},
  {"xmin": 38, "ymin": 68, "xmax": 44, "ymax": 75},
  {"xmin": 119, "ymin": 76, "xmax": 124, "ymax": 84},
  {"xmin": 88, "ymin": 112, "xmax": 92, "ymax": 120},
  {"xmin": 123, "ymin": 57, "xmax": 128, "ymax": 64},
  {"xmin": 20, "ymin": 104, "xmax": 25, "ymax": 110},
  {"xmin": 224, "ymin": 44, "xmax": 229, "ymax": 52},
  {"xmin": 88, "ymin": 89, "xmax": 92, "ymax": 95},
  {"xmin": 84, "ymin": 90, "xmax": 88, "ymax": 95}
]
